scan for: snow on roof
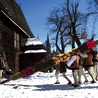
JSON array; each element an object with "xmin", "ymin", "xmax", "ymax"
[
  {"xmin": 23, "ymin": 38, "xmax": 47, "ymax": 53},
  {"xmin": 24, "ymin": 49, "xmax": 47, "ymax": 53},
  {"xmin": 25, "ymin": 38, "xmax": 43, "ymax": 46}
]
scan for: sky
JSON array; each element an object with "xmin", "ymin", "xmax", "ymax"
[
  {"xmin": 15, "ymin": 0, "xmax": 88, "ymax": 44},
  {"xmin": 16, "ymin": 0, "xmax": 65, "ymax": 44},
  {"xmin": 0, "ymin": 69, "xmax": 98, "ymax": 98}
]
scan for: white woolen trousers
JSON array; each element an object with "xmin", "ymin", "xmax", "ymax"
[{"xmin": 0, "ymin": 70, "xmax": 3, "ymax": 78}]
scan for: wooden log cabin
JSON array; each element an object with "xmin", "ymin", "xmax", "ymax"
[
  {"xmin": 0, "ymin": 0, "xmax": 35, "ymax": 73},
  {"xmin": 20, "ymin": 38, "xmax": 47, "ymax": 71}
]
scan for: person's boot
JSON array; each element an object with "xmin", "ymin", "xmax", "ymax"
[
  {"xmin": 67, "ymin": 81, "xmax": 72, "ymax": 85},
  {"xmin": 91, "ymin": 80, "xmax": 96, "ymax": 83},
  {"xmin": 84, "ymin": 80, "xmax": 89, "ymax": 84},
  {"xmin": 54, "ymin": 81, "xmax": 60, "ymax": 84}
]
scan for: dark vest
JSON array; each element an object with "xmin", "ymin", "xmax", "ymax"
[{"xmin": 84, "ymin": 53, "xmax": 93, "ymax": 65}]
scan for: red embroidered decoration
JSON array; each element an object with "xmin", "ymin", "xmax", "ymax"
[
  {"xmin": 21, "ymin": 66, "xmax": 36, "ymax": 78},
  {"xmin": 86, "ymin": 40, "xmax": 96, "ymax": 49}
]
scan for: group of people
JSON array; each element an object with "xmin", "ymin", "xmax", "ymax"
[{"xmin": 54, "ymin": 49, "xmax": 98, "ymax": 87}]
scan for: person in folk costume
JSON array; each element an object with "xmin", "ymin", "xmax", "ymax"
[
  {"xmin": 0, "ymin": 55, "xmax": 4, "ymax": 78},
  {"xmin": 78, "ymin": 49, "xmax": 96, "ymax": 83},
  {"xmin": 91, "ymin": 49, "xmax": 98, "ymax": 80},
  {"xmin": 66, "ymin": 50, "xmax": 80, "ymax": 87},
  {"xmin": 78, "ymin": 53, "xmax": 88, "ymax": 84},
  {"xmin": 54, "ymin": 57, "xmax": 72, "ymax": 84}
]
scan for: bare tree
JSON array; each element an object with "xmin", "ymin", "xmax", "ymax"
[
  {"xmin": 63, "ymin": 0, "xmax": 88, "ymax": 47},
  {"xmin": 46, "ymin": 8, "xmax": 71, "ymax": 53},
  {"xmin": 86, "ymin": 0, "xmax": 98, "ymax": 38},
  {"xmin": 46, "ymin": 0, "xmax": 88, "ymax": 52}
]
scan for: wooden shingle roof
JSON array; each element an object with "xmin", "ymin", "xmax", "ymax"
[{"xmin": 0, "ymin": 0, "xmax": 34, "ymax": 37}]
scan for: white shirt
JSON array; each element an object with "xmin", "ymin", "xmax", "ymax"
[
  {"xmin": 67, "ymin": 55, "xmax": 77, "ymax": 67},
  {"xmin": 79, "ymin": 52, "xmax": 88, "ymax": 58}
]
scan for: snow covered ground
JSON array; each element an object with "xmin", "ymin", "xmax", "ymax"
[{"xmin": 0, "ymin": 69, "xmax": 98, "ymax": 98}]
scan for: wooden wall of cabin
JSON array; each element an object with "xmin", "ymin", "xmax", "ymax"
[
  {"xmin": 0, "ymin": 13, "xmax": 31, "ymax": 73},
  {"xmin": 19, "ymin": 53, "xmax": 47, "ymax": 71},
  {"xmin": 0, "ymin": 19, "xmax": 3, "ymax": 55},
  {"xmin": 1, "ymin": 23, "xmax": 23, "ymax": 73},
  {"xmin": 2, "ymin": 24, "xmax": 27, "ymax": 73},
  {"xmin": 3, "ymin": 25, "xmax": 15, "ymax": 72}
]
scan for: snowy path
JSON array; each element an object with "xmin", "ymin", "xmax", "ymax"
[{"xmin": 0, "ymin": 70, "xmax": 98, "ymax": 98}]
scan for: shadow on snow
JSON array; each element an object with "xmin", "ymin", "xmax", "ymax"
[{"xmin": 4, "ymin": 83, "xmax": 98, "ymax": 91}]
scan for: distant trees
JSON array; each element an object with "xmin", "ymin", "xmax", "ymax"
[{"xmin": 45, "ymin": 34, "xmax": 51, "ymax": 57}]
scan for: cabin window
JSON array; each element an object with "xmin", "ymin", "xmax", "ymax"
[{"xmin": 14, "ymin": 31, "xmax": 19, "ymax": 49}]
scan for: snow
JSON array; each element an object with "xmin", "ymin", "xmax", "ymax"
[
  {"xmin": 25, "ymin": 38, "xmax": 43, "ymax": 46},
  {"xmin": 24, "ymin": 38, "xmax": 47, "ymax": 53},
  {"xmin": 0, "ymin": 70, "xmax": 98, "ymax": 98},
  {"xmin": 24, "ymin": 49, "xmax": 47, "ymax": 53}
]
